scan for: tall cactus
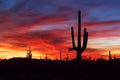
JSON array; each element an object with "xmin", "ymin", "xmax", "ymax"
[
  {"xmin": 45, "ymin": 54, "xmax": 48, "ymax": 60},
  {"xmin": 69, "ymin": 11, "xmax": 88, "ymax": 61},
  {"xmin": 109, "ymin": 51, "xmax": 112, "ymax": 61},
  {"xmin": 60, "ymin": 50, "xmax": 62, "ymax": 61}
]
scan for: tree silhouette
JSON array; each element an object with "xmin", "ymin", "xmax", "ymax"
[{"xmin": 69, "ymin": 11, "xmax": 88, "ymax": 61}]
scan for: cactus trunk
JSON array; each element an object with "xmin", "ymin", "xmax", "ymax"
[{"xmin": 77, "ymin": 50, "xmax": 81, "ymax": 61}]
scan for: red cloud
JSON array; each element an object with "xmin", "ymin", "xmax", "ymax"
[{"xmin": 1, "ymin": 29, "xmax": 71, "ymax": 59}]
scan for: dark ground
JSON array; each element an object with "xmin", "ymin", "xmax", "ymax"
[{"xmin": 0, "ymin": 58, "xmax": 120, "ymax": 80}]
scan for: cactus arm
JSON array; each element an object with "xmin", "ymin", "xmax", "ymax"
[
  {"xmin": 69, "ymin": 48, "xmax": 76, "ymax": 51},
  {"xmin": 71, "ymin": 27, "xmax": 76, "ymax": 49},
  {"xmin": 81, "ymin": 28, "xmax": 88, "ymax": 52}
]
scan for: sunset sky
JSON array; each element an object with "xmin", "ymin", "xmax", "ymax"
[{"xmin": 0, "ymin": 0, "xmax": 120, "ymax": 60}]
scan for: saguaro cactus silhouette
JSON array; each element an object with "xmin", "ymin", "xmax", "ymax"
[
  {"xmin": 66, "ymin": 53, "xmax": 69, "ymax": 61},
  {"xmin": 45, "ymin": 54, "xmax": 48, "ymax": 60},
  {"xmin": 60, "ymin": 50, "xmax": 62, "ymax": 61},
  {"xmin": 69, "ymin": 11, "xmax": 88, "ymax": 61},
  {"xmin": 114, "ymin": 54, "xmax": 116, "ymax": 60},
  {"xmin": 26, "ymin": 46, "xmax": 32, "ymax": 59},
  {"xmin": 109, "ymin": 51, "xmax": 112, "ymax": 61}
]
